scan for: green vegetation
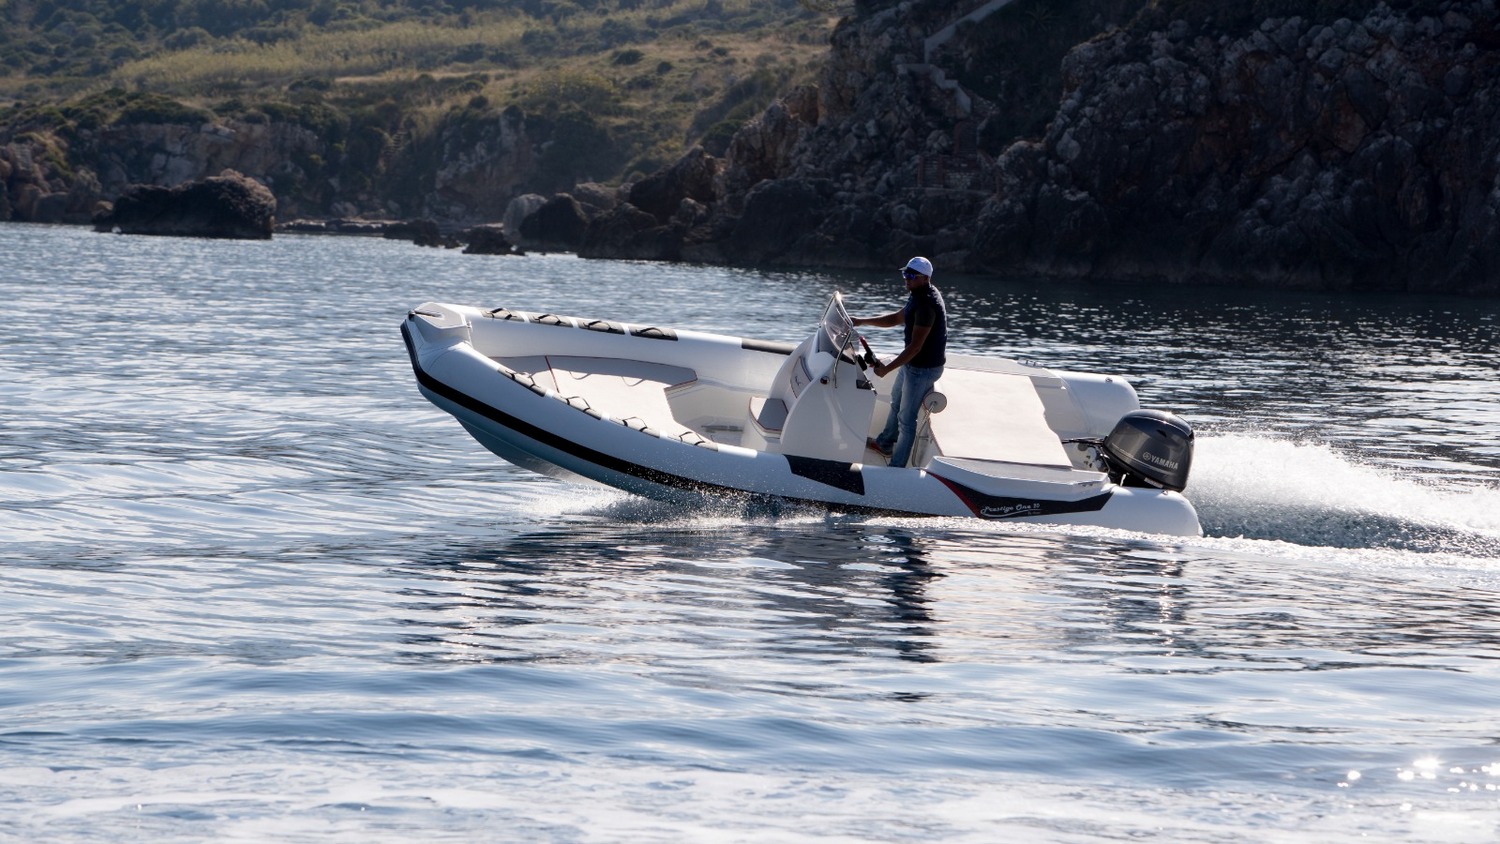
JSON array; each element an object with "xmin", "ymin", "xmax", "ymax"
[
  {"xmin": 0, "ymin": 1, "xmax": 820, "ymax": 92},
  {"xmin": 1, "ymin": 0, "xmax": 830, "ymax": 193}
]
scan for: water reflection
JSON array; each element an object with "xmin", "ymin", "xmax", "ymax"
[
  {"xmin": 387, "ymin": 508, "xmax": 1500, "ymax": 689},
  {"xmin": 391, "ymin": 519, "xmax": 944, "ymax": 668},
  {"xmin": 1042, "ymin": 540, "xmax": 1500, "ymax": 680}
]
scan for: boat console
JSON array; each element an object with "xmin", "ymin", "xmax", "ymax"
[{"xmin": 740, "ymin": 293, "xmax": 878, "ymax": 463}]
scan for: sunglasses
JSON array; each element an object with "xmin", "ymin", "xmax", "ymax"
[{"xmin": 902, "ymin": 268, "xmax": 926, "ymax": 280}]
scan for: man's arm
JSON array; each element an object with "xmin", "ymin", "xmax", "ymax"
[
  {"xmin": 874, "ymin": 323, "xmax": 931, "ymax": 378},
  {"xmin": 852, "ymin": 310, "xmax": 904, "ymax": 328}
]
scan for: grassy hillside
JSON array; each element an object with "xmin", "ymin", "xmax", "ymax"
[
  {"xmin": 2, "ymin": 1, "xmax": 826, "ymax": 91},
  {"xmin": 1, "ymin": 0, "xmax": 832, "ymax": 186}
]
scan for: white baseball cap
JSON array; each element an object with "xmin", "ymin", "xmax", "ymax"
[{"xmin": 903, "ymin": 256, "xmax": 933, "ymax": 277}]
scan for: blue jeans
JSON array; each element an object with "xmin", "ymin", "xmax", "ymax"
[{"xmin": 874, "ymin": 364, "xmax": 943, "ymax": 468}]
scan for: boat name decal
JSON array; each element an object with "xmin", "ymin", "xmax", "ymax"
[
  {"xmin": 928, "ymin": 473, "xmax": 1113, "ymax": 520},
  {"xmin": 980, "ymin": 502, "xmax": 1042, "ymax": 518}
]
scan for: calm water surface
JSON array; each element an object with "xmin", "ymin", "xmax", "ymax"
[{"xmin": 3, "ymin": 223, "xmax": 1500, "ymax": 841}]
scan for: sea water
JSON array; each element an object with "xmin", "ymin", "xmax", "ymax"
[{"xmin": 3, "ymin": 222, "xmax": 1499, "ymax": 841}]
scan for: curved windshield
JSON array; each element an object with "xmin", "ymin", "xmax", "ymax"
[{"xmin": 816, "ymin": 292, "xmax": 853, "ymax": 358}]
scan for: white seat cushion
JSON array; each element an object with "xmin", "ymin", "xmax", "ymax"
[{"xmin": 927, "ymin": 368, "xmax": 1071, "ymax": 467}]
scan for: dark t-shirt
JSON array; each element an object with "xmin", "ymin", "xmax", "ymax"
[{"xmin": 903, "ymin": 284, "xmax": 947, "ymax": 368}]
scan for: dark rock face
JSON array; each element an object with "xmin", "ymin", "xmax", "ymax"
[
  {"xmin": 535, "ymin": 0, "xmax": 1500, "ymax": 294},
  {"xmin": 579, "ymin": 202, "xmax": 681, "ymax": 261},
  {"xmin": 93, "ymin": 170, "xmax": 276, "ymax": 239},
  {"xmin": 2, "ymin": 140, "xmax": 108, "ymax": 225},
  {"xmin": 726, "ymin": 178, "xmax": 834, "ymax": 264},
  {"xmin": 570, "ymin": 149, "xmax": 722, "ymax": 260},
  {"xmin": 627, "ymin": 148, "xmax": 721, "ymax": 223},
  {"xmin": 974, "ymin": 4, "xmax": 1500, "ymax": 294},
  {"xmin": 461, "ymin": 224, "xmax": 521, "ymax": 255},
  {"xmin": 519, "ymin": 193, "xmax": 593, "ymax": 251}
]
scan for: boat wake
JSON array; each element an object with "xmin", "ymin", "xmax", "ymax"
[
  {"xmin": 1189, "ymin": 434, "xmax": 1500, "ymax": 557},
  {"xmin": 526, "ymin": 433, "xmax": 1500, "ymax": 577}
]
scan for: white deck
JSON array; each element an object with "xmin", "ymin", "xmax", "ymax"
[
  {"xmin": 927, "ymin": 368, "xmax": 1072, "ymax": 468},
  {"xmin": 493, "ymin": 352, "xmax": 1075, "ymax": 470},
  {"xmin": 546, "ymin": 356, "xmax": 697, "ymax": 440}
]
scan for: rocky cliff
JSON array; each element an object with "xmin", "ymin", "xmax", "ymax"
[
  {"xmin": 0, "ymin": 96, "xmax": 538, "ymax": 226},
  {"xmin": 4, "ymin": 117, "xmax": 324, "ymax": 225},
  {"xmin": 558, "ymin": 0, "xmax": 1500, "ymax": 294},
  {"xmin": 5, "ymin": 0, "xmax": 1498, "ymax": 294},
  {"xmin": 978, "ymin": 1, "xmax": 1500, "ymax": 293}
]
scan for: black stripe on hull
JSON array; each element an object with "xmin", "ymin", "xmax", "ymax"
[{"xmin": 785, "ymin": 455, "xmax": 866, "ymax": 496}]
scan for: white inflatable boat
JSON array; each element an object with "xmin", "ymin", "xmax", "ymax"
[{"xmin": 402, "ymin": 293, "xmax": 1201, "ymax": 536}]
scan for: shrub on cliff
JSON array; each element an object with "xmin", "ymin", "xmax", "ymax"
[
  {"xmin": 2, "ymin": 0, "xmax": 829, "ymax": 225},
  {"xmin": 114, "ymin": 94, "xmax": 215, "ymax": 126}
]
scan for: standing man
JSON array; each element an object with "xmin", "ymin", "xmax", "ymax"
[{"xmin": 851, "ymin": 256, "xmax": 947, "ymax": 468}]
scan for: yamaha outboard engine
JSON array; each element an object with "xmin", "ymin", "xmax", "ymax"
[{"xmin": 1098, "ymin": 410, "xmax": 1194, "ymax": 492}]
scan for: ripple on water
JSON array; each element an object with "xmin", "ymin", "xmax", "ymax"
[{"xmin": 5, "ymin": 226, "xmax": 1500, "ymax": 841}]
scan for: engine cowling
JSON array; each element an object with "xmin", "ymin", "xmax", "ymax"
[{"xmin": 1099, "ymin": 410, "xmax": 1194, "ymax": 492}]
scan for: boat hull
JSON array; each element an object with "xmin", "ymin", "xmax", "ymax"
[{"xmin": 402, "ymin": 307, "xmax": 1202, "ymax": 537}]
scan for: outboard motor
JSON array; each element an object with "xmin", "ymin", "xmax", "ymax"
[{"xmin": 1098, "ymin": 410, "xmax": 1194, "ymax": 492}]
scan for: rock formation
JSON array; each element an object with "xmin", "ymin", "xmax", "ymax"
[
  {"xmin": 461, "ymin": 224, "xmax": 522, "ymax": 255},
  {"xmin": 533, "ymin": 0, "xmax": 1500, "ymax": 294},
  {"xmin": 6, "ymin": 0, "xmax": 1500, "ymax": 293},
  {"xmin": 3, "ymin": 98, "xmax": 539, "ymax": 229},
  {"xmin": 1, "ymin": 139, "xmax": 106, "ymax": 224},
  {"xmin": 520, "ymin": 193, "xmax": 594, "ymax": 252},
  {"xmin": 975, "ymin": 3, "xmax": 1500, "ymax": 293},
  {"xmin": 93, "ymin": 170, "xmax": 276, "ymax": 239}
]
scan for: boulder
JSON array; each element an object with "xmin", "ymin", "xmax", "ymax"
[
  {"xmin": 519, "ymin": 193, "xmax": 591, "ymax": 251},
  {"xmin": 578, "ymin": 203, "xmax": 682, "ymax": 261},
  {"xmin": 570, "ymin": 182, "xmax": 623, "ymax": 215},
  {"xmin": 502, "ymin": 193, "xmax": 547, "ymax": 237},
  {"xmin": 462, "ymin": 224, "xmax": 521, "ymax": 255},
  {"xmin": 93, "ymin": 170, "xmax": 275, "ymax": 239},
  {"xmin": 627, "ymin": 147, "xmax": 720, "ymax": 222},
  {"xmin": 32, "ymin": 192, "xmax": 70, "ymax": 223}
]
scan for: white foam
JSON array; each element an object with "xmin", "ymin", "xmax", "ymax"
[
  {"xmin": 1186, "ymin": 433, "xmax": 1500, "ymax": 564},
  {"xmin": 1194, "ymin": 434, "xmax": 1500, "ymax": 527}
]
